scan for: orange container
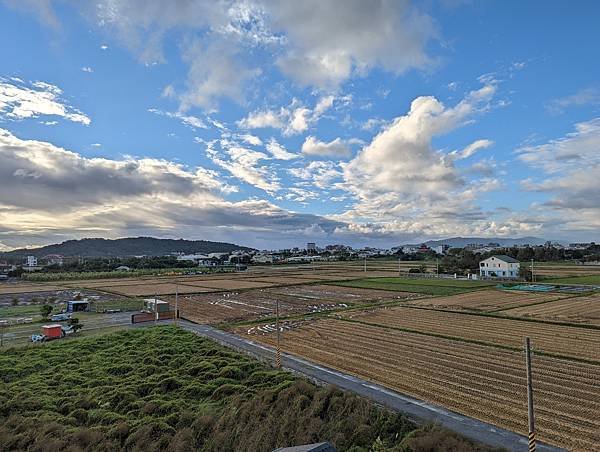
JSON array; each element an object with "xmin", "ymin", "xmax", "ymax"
[{"xmin": 42, "ymin": 324, "xmax": 63, "ymax": 339}]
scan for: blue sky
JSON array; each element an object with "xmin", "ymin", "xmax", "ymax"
[{"xmin": 0, "ymin": 0, "xmax": 599, "ymax": 250}]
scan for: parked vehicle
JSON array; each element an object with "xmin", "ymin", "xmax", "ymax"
[{"xmin": 51, "ymin": 313, "xmax": 71, "ymax": 322}]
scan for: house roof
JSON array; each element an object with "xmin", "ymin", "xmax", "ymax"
[{"xmin": 487, "ymin": 255, "xmax": 519, "ymax": 263}]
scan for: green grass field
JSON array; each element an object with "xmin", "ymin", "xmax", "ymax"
[
  {"xmin": 0, "ymin": 326, "xmax": 493, "ymax": 451},
  {"xmin": 331, "ymin": 277, "xmax": 491, "ymax": 296},
  {"xmin": 541, "ymin": 275, "xmax": 600, "ymax": 285}
]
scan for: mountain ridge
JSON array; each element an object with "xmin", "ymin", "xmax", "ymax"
[{"xmin": 0, "ymin": 237, "xmax": 254, "ymax": 259}]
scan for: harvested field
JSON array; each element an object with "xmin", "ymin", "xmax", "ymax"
[
  {"xmin": 223, "ymin": 276, "xmax": 311, "ymax": 285},
  {"xmin": 501, "ymin": 293, "xmax": 600, "ymax": 325},
  {"xmin": 99, "ymin": 282, "xmax": 215, "ymax": 296},
  {"xmin": 341, "ymin": 306, "xmax": 600, "ymax": 361},
  {"xmin": 244, "ymin": 318, "xmax": 600, "ymax": 450},
  {"xmin": 175, "ymin": 284, "xmax": 420, "ymax": 324},
  {"xmin": 404, "ymin": 289, "xmax": 574, "ymax": 312},
  {"xmin": 179, "ymin": 279, "xmax": 274, "ymax": 290},
  {"xmin": 331, "ymin": 279, "xmax": 480, "ymax": 296},
  {"xmin": 0, "ymin": 283, "xmax": 66, "ymax": 294}
]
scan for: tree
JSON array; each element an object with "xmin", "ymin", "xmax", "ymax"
[
  {"xmin": 10, "ymin": 297, "xmax": 19, "ymax": 306},
  {"xmin": 40, "ymin": 304, "xmax": 53, "ymax": 320}
]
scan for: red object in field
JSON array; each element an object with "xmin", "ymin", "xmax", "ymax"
[{"xmin": 42, "ymin": 324, "xmax": 63, "ymax": 339}]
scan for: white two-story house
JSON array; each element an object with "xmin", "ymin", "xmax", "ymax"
[{"xmin": 479, "ymin": 255, "xmax": 520, "ymax": 278}]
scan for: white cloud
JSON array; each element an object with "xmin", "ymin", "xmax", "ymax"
[
  {"xmin": 0, "ymin": 128, "xmax": 347, "ymax": 249},
  {"xmin": 238, "ymin": 95, "xmax": 339, "ymax": 135},
  {"xmin": 288, "ymin": 160, "xmax": 342, "ymax": 189},
  {"xmin": 81, "ymin": 66, "xmax": 93, "ymax": 73},
  {"xmin": 148, "ymin": 108, "xmax": 208, "ymax": 130},
  {"xmin": 302, "ymin": 136, "xmax": 352, "ymax": 158},
  {"xmin": 269, "ymin": 0, "xmax": 436, "ymax": 89},
  {"xmin": 545, "ymin": 87, "xmax": 600, "ymax": 115},
  {"xmin": 517, "ymin": 118, "xmax": 600, "ymax": 232},
  {"xmin": 338, "ymin": 83, "xmax": 499, "ymax": 232},
  {"xmin": 100, "ymin": 44, "xmax": 108, "ymax": 50},
  {"xmin": 449, "ymin": 139, "xmax": 494, "ymax": 160},
  {"xmin": 0, "ymin": 77, "xmax": 90, "ymax": 125},
  {"xmin": 266, "ymin": 138, "xmax": 298, "ymax": 160},
  {"xmin": 91, "ymin": 143, "xmax": 102, "ymax": 147},
  {"xmin": 238, "ymin": 133, "xmax": 262, "ymax": 146},
  {"xmin": 207, "ymin": 140, "xmax": 280, "ymax": 193}
]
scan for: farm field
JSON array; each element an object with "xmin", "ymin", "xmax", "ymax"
[
  {"xmin": 331, "ymin": 277, "xmax": 490, "ymax": 296},
  {"xmin": 0, "ymin": 283, "xmax": 67, "ymax": 295},
  {"xmin": 173, "ymin": 284, "xmax": 421, "ymax": 325},
  {"xmin": 543, "ymin": 275, "xmax": 600, "ymax": 285},
  {"xmin": 244, "ymin": 318, "xmax": 600, "ymax": 450},
  {"xmin": 501, "ymin": 293, "xmax": 600, "ymax": 325},
  {"xmin": 340, "ymin": 305, "xmax": 600, "ymax": 361},
  {"xmin": 533, "ymin": 264, "xmax": 600, "ymax": 278},
  {"xmin": 403, "ymin": 289, "xmax": 575, "ymax": 312},
  {"xmin": 0, "ymin": 326, "xmax": 491, "ymax": 452}
]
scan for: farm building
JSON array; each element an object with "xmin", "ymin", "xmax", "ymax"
[
  {"xmin": 479, "ymin": 255, "xmax": 520, "ymax": 278},
  {"xmin": 66, "ymin": 300, "xmax": 90, "ymax": 313},
  {"xmin": 143, "ymin": 298, "xmax": 170, "ymax": 313}
]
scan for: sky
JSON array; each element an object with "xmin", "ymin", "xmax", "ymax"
[{"xmin": 0, "ymin": 0, "xmax": 599, "ymax": 251}]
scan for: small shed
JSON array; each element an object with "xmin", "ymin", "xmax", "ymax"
[
  {"xmin": 143, "ymin": 299, "xmax": 170, "ymax": 313},
  {"xmin": 67, "ymin": 300, "xmax": 90, "ymax": 313},
  {"xmin": 42, "ymin": 324, "xmax": 63, "ymax": 339}
]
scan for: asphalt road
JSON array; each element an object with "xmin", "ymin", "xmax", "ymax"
[{"xmin": 178, "ymin": 320, "xmax": 564, "ymax": 452}]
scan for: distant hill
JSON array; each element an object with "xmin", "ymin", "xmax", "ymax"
[
  {"xmin": 406, "ymin": 236, "xmax": 554, "ymax": 248},
  {"xmin": 0, "ymin": 237, "xmax": 254, "ymax": 259}
]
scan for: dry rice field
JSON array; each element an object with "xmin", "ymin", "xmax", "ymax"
[
  {"xmin": 341, "ymin": 306, "xmax": 600, "ymax": 362},
  {"xmin": 175, "ymin": 284, "xmax": 421, "ymax": 324},
  {"xmin": 246, "ymin": 318, "xmax": 600, "ymax": 450},
  {"xmin": 0, "ymin": 283, "xmax": 67, "ymax": 294},
  {"xmin": 404, "ymin": 289, "xmax": 575, "ymax": 312},
  {"xmin": 501, "ymin": 293, "xmax": 600, "ymax": 325}
]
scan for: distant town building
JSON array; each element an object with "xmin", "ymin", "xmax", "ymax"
[
  {"xmin": 24, "ymin": 255, "xmax": 37, "ymax": 267},
  {"xmin": 306, "ymin": 242, "xmax": 316, "ymax": 253},
  {"xmin": 43, "ymin": 254, "xmax": 64, "ymax": 266},
  {"xmin": 479, "ymin": 255, "xmax": 520, "ymax": 278},
  {"xmin": 435, "ymin": 245, "xmax": 450, "ymax": 255}
]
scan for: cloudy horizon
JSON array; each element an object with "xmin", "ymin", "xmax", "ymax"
[{"xmin": 0, "ymin": 1, "xmax": 598, "ymax": 251}]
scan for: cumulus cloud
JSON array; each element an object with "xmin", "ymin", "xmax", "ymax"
[
  {"xmin": 338, "ymin": 83, "xmax": 499, "ymax": 232},
  {"xmin": 449, "ymin": 139, "xmax": 494, "ymax": 160},
  {"xmin": 266, "ymin": 138, "xmax": 298, "ymax": 160},
  {"xmin": 0, "ymin": 77, "xmax": 90, "ymax": 125},
  {"xmin": 268, "ymin": 0, "xmax": 436, "ymax": 89},
  {"xmin": 301, "ymin": 136, "xmax": 352, "ymax": 158}
]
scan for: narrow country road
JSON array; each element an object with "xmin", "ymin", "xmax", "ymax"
[{"xmin": 175, "ymin": 320, "xmax": 564, "ymax": 452}]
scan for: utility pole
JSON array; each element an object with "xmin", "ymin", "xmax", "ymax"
[
  {"xmin": 175, "ymin": 284, "xmax": 179, "ymax": 327},
  {"xmin": 531, "ymin": 259, "xmax": 535, "ymax": 283},
  {"xmin": 364, "ymin": 256, "xmax": 367, "ymax": 272},
  {"xmin": 154, "ymin": 292, "xmax": 158, "ymax": 324},
  {"xmin": 275, "ymin": 299, "xmax": 281, "ymax": 368},
  {"xmin": 525, "ymin": 337, "xmax": 536, "ymax": 452},
  {"xmin": 436, "ymin": 258, "xmax": 439, "ymax": 276},
  {"xmin": 398, "ymin": 256, "xmax": 401, "ymax": 276}
]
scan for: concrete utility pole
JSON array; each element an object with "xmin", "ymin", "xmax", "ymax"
[
  {"xmin": 364, "ymin": 256, "xmax": 367, "ymax": 272},
  {"xmin": 525, "ymin": 337, "xmax": 536, "ymax": 452},
  {"xmin": 531, "ymin": 259, "xmax": 535, "ymax": 283},
  {"xmin": 275, "ymin": 299, "xmax": 281, "ymax": 368},
  {"xmin": 154, "ymin": 292, "xmax": 158, "ymax": 324},
  {"xmin": 436, "ymin": 258, "xmax": 439, "ymax": 276},
  {"xmin": 398, "ymin": 257, "xmax": 401, "ymax": 276}
]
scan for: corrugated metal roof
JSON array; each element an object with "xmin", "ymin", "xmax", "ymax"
[{"xmin": 488, "ymin": 255, "xmax": 519, "ymax": 263}]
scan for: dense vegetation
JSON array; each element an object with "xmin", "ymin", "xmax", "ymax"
[
  {"xmin": 0, "ymin": 326, "xmax": 493, "ymax": 451},
  {"xmin": 0, "ymin": 237, "xmax": 253, "ymax": 261}
]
